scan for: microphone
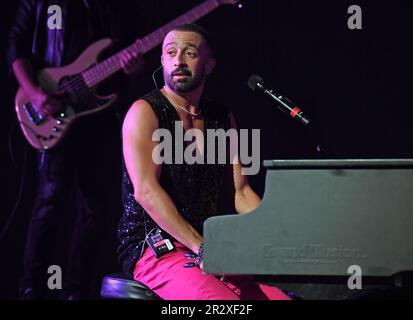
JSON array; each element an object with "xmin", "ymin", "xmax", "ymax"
[{"xmin": 247, "ymin": 75, "xmax": 310, "ymax": 126}]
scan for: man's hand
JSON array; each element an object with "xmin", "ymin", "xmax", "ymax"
[
  {"xmin": 184, "ymin": 242, "xmax": 204, "ymax": 269},
  {"xmin": 28, "ymin": 87, "xmax": 63, "ymax": 118},
  {"xmin": 12, "ymin": 58, "xmax": 63, "ymax": 118},
  {"xmin": 120, "ymin": 45, "xmax": 144, "ymax": 75}
]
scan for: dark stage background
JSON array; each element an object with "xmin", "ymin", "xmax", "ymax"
[{"xmin": 1, "ymin": 0, "xmax": 412, "ymax": 299}]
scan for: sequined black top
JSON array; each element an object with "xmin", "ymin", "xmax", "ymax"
[{"xmin": 117, "ymin": 90, "xmax": 236, "ymax": 276}]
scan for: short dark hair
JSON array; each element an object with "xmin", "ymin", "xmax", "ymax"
[{"xmin": 171, "ymin": 24, "xmax": 214, "ymax": 54}]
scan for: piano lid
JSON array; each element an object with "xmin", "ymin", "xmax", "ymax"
[
  {"xmin": 264, "ymin": 159, "xmax": 413, "ymax": 169},
  {"xmin": 203, "ymin": 159, "xmax": 413, "ymax": 277}
]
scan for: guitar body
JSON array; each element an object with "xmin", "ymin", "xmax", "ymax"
[{"xmin": 15, "ymin": 38, "xmax": 118, "ymax": 150}]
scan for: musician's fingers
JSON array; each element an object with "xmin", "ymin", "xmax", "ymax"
[
  {"xmin": 126, "ymin": 49, "xmax": 134, "ymax": 60},
  {"xmin": 122, "ymin": 50, "xmax": 133, "ymax": 63},
  {"xmin": 183, "ymin": 262, "xmax": 196, "ymax": 268},
  {"xmin": 130, "ymin": 55, "xmax": 144, "ymax": 71},
  {"xmin": 126, "ymin": 48, "xmax": 143, "ymax": 66},
  {"xmin": 121, "ymin": 52, "xmax": 133, "ymax": 73},
  {"xmin": 45, "ymin": 98, "xmax": 63, "ymax": 116},
  {"xmin": 38, "ymin": 106, "xmax": 50, "ymax": 118},
  {"xmin": 34, "ymin": 99, "xmax": 47, "ymax": 116},
  {"xmin": 121, "ymin": 49, "xmax": 144, "ymax": 74},
  {"xmin": 120, "ymin": 51, "xmax": 127, "ymax": 68},
  {"xmin": 37, "ymin": 107, "xmax": 47, "ymax": 118},
  {"xmin": 130, "ymin": 47, "xmax": 139, "ymax": 58}
]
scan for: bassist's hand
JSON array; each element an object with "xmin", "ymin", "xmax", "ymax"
[
  {"xmin": 28, "ymin": 87, "xmax": 63, "ymax": 118},
  {"xmin": 120, "ymin": 44, "xmax": 145, "ymax": 76}
]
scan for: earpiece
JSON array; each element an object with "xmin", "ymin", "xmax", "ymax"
[{"xmin": 152, "ymin": 65, "xmax": 163, "ymax": 90}]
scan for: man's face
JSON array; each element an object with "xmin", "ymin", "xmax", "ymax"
[{"xmin": 161, "ymin": 30, "xmax": 215, "ymax": 93}]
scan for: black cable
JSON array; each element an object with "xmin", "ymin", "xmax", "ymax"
[
  {"xmin": 152, "ymin": 65, "xmax": 163, "ymax": 90},
  {"xmin": 8, "ymin": 123, "xmax": 19, "ymax": 171},
  {"xmin": 0, "ymin": 127, "xmax": 28, "ymax": 243}
]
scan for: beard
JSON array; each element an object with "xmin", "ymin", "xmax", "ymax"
[{"xmin": 164, "ymin": 68, "xmax": 205, "ymax": 93}]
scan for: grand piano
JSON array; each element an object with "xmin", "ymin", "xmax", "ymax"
[{"xmin": 203, "ymin": 159, "xmax": 413, "ymax": 299}]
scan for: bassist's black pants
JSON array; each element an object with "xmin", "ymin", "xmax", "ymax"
[{"xmin": 20, "ymin": 112, "xmax": 121, "ymax": 299}]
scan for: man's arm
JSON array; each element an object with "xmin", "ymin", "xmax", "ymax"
[
  {"xmin": 230, "ymin": 112, "xmax": 262, "ymax": 214},
  {"xmin": 9, "ymin": 1, "xmax": 62, "ymax": 116},
  {"xmin": 12, "ymin": 58, "xmax": 39, "ymax": 96},
  {"xmin": 7, "ymin": 0, "xmax": 36, "ymax": 71},
  {"xmin": 123, "ymin": 100, "xmax": 203, "ymax": 254},
  {"xmin": 8, "ymin": 0, "xmax": 39, "ymax": 96}
]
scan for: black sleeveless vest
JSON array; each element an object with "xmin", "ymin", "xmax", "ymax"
[{"xmin": 117, "ymin": 90, "xmax": 236, "ymax": 275}]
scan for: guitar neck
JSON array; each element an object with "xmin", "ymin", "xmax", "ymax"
[
  {"xmin": 138, "ymin": 0, "xmax": 221, "ymax": 53},
  {"xmin": 83, "ymin": 0, "xmax": 222, "ymax": 88}
]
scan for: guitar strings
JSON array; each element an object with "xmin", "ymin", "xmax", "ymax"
[
  {"xmin": 54, "ymin": 53, "xmax": 157, "ymax": 104},
  {"xmin": 57, "ymin": 37, "xmax": 152, "ymax": 94},
  {"xmin": 58, "ymin": 55, "xmax": 122, "ymax": 95}
]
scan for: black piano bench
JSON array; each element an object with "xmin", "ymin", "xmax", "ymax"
[{"xmin": 100, "ymin": 273, "xmax": 162, "ymax": 300}]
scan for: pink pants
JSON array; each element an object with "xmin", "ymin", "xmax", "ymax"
[{"xmin": 133, "ymin": 242, "xmax": 291, "ymax": 300}]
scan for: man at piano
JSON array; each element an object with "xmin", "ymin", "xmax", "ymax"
[{"xmin": 118, "ymin": 23, "xmax": 291, "ymax": 300}]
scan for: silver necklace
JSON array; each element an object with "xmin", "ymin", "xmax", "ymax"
[
  {"xmin": 173, "ymin": 103, "xmax": 202, "ymax": 118},
  {"xmin": 163, "ymin": 89, "xmax": 202, "ymax": 118}
]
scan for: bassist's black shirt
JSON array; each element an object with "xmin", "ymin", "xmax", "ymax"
[{"xmin": 7, "ymin": 0, "xmax": 126, "ymax": 69}]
